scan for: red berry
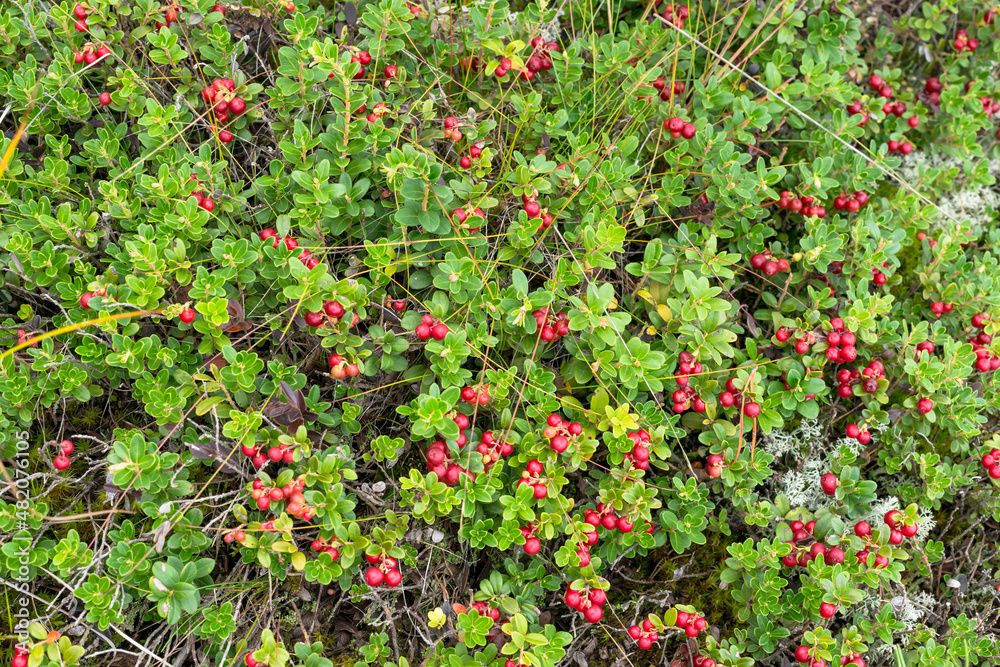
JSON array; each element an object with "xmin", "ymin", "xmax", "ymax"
[
  {"xmin": 820, "ymin": 473, "xmax": 838, "ymax": 495},
  {"xmin": 365, "ymin": 567, "xmax": 385, "ymax": 586},
  {"xmin": 179, "ymin": 308, "xmax": 196, "ymax": 324},
  {"xmin": 819, "ymin": 602, "xmax": 837, "ymax": 618}
]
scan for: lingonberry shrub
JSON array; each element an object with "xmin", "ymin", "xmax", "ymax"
[{"xmin": 2, "ymin": 1, "xmax": 1000, "ymax": 666}]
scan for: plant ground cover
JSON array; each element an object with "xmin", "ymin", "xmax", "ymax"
[{"xmin": 3, "ymin": 0, "xmax": 1000, "ymax": 666}]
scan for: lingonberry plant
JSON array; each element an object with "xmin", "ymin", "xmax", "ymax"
[{"xmin": 2, "ymin": 0, "xmax": 1000, "ymax": 666}]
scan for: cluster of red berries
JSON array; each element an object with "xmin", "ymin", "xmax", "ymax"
[
  {"xmin": 385, "ymin": 296, "xmax": 406, "ymax": 312},
  {"xmin": 671, "ymin": 384, "xmax": 705, "ymax": 413},
  {"xmin": 675, "ymin": 350, "xmax": 702, "ymax": 386},
  {"xmin": 834, "ymin": 358, "xmax": 883, "ymax": 398},
  {"xmin": 627, "ymin": 619, "xmax": 660, "ymax": 650},
  {"xmin": 154, "ymin": 0, "xmax": 187, "ymax": 28},
  {"xmin": 425, "ymin": 413, "xmax": 484, "ymax": 485},
  {"xmin": 922, "ymin": 77, "xmax": 943, "ymax": 107},
  {"xmin": 653, "ymin": 1, "xmax": 690, "ymax": 28},
  {"xmin": 776, "ymin": 326, "xmax": 811, "ymax": 355},
  {"xmin": 520, "ymin": 36, "xmax": 559, "ymax": 81},
  {"xmin": 854, "ymin": 511, "xmax": 915, "ymax": 564},
  {"xmin": 415, "ymin": 313, "xmax": 450, "ymax": 340},
  {"xmin": 307, "ymin": 300, "xmax": 349, "ymax": 329},
  {"xmin": 822, "ymin": 318, "xmax": 859, "ymax": 363},
  {"xmin": 980, "ymin": 447, "xmax": 1000, "ymax": 480},
  {"xmin": 443, "ymin": 116, "xmax": 463, "ymax": 140},
  {"xmin": 470, "ymin": 602, "xmax": 507, "ymax": 644},
  {"xmin": 663, "ymin": 116, "xmax": 697, "ymax": 139},
  {"xmin": 796, "ymin": 645, "xmax": 866, "ymax": 667},
  {"xmin": 259, "ymin": 229, "xmax": 322, "ymax": 270},
  {"xmin": 365, "ymin": 102, "xmax": 390, "ymax": 124},
  {"xmin": 250, "ymin": 477, "xmax": 312, "ymax": 518},
  {"xmin": 491, "ymin": 57, "xmax": 514, "ymax": 79},
  {"xmin": 522, "ymin": 188, "xmax": 556, "ymax": 231},
  {"xmin": 968, "ymin": 313, "xmax": 1000, "ymax": 372},
  {"xmin": 53, "ymin": 439, "xmax": 74, "ymax": 471},
  {"xmin": 832, "ymin": 190, "xmax": 869, "ymax": 213},
  {"xmin": 781, "ymin": 519, "xmax": 845, "ymax": 569},
  {"xmin": 846, "ymin": 100, "xmax": 870, "ymax": 126},
  {"xmin": 223, "ymin": 528, "xmax": 246, "ymax": 544},
  {"xmin": 584, "ymin": 502, "xmax": 638, "ymax": 535},
  {"xmin": 11, "ymin": 646, "xmax": 28, "ymax": 667},
  {"xmin": 520, "ymin": 523, "xmax": 542, "ymax": 554},
  {"xmin": 474, "ymin": 431, "xmax": 513, "ymax": 473},
  {"xmin": 517, "ymin": 459, "xmax": 549, "ymax": 499},
  {"xmin": 928, "ymin": 300, "xmax": 953, "ymax": 317},
  {"xmin": 461, "ymin": 383, "xmax": 491, "ymax": 406},
  {"xmin": 543, "ymin": 413, "xmax": 583, "ymax": 453},
  {"xmin": 310, "ymin": 536, "xmax": 340, "ymax": 559},
  {"xmin": 886, "ymin": 139, "xmax": 914, "ymax": 155},
  {"xmin": 881, "ymin": 100, "xmax": 916, "ymax": 126},
  {"xmin": 844, "ymin": 421, "xmax": 872, "ymax": 444},
  {"xmin": 72, "ymin": 42, "xmax": 110, "ymax": 66},
  {"xmin": 202, "ymin": 78, "xmax": 246, "ymax": 125},
  {"xmin": 651, "ymin": 76, "xmax": 686, "ymax": 101},
  {"xmin": 976, "ymin": 94, "xmax": 1000, "ymax": 117},
  {"xmin": 532, "ymin": 306, "xmax": 569, "ymax": 340},
  {"xmin": 563, "ymin": 583, "xmax": 607, "ymax": 623},
  {"xmin": 870, "ymin": 262, "xmax": 890, "ymax": 286},
  {"xmin": 776, "ymin": 191, "xmax": 827, "ymax": 218},
  {"xmin": 327, "ymin": 353, "xmax": 360, "ymax": 379},
  {"xmin": 705, "ymin": 453, "xmax": 724, "ymax": 478},
  {"xmin": 403, "ymin": 0, "xmax": 424, "ymax": 18},
  {"xmin": 976, "ymin": 442, "xmax": 1000, "ymax": 481},
  {"xmin": 350, "ymin": 50, "xmax": 372, "ymax": 79},
  {"xmin": 866, "ymin": 73, "xmax": 893, "ymax": 99},
  {"xmin": 425, "ymin": 439, "xmax": 471, "ymax": 486},
  {"xmin": 451, "ymin": 204, "xmax": 486, "ymax": 233},
  {"xmin": 72, "ymin": 2, "xmax": 91, "ymax": 31},
  {"xmin": 953, "ymin": 28, "xmax": 979, "ymax": 51},
  {"xmin": 750, "ymin": 249, "xmax": 791, "ymax": 276},
  {"xmin": 692, "ymin": 656, "xmax": 718, "ymax": 667},
  {"xmin": 364, "ymin": 552, "xmax": 402, "ymax": 587},
  {"xmin": 189, "ymin": 174, "xmax": 215, "ymax": 212},
  {"xmin": 15, "ymin": 329, "xmax": 38, "ymax": 348},
  {"xmin": 457, "ymin": 143, "xmax": 483, "ymax": 169},
  {"xmin": 718, "ymin": 377, "xmax": 761, "ymax": 418},
  {"xmin": 240, "ymin": 436, "xmax": 287, "ymax": 468},
  {"xmin": 674, "ymin": 608, "xmax": 708, "ymax": 637},
  {"xmin": 624, "ymin": 430, "xmax": 651, "ymax": 471},
  {"xmin": 80, "ymin": 289, "xmax": 108, "ymax": 310}
]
